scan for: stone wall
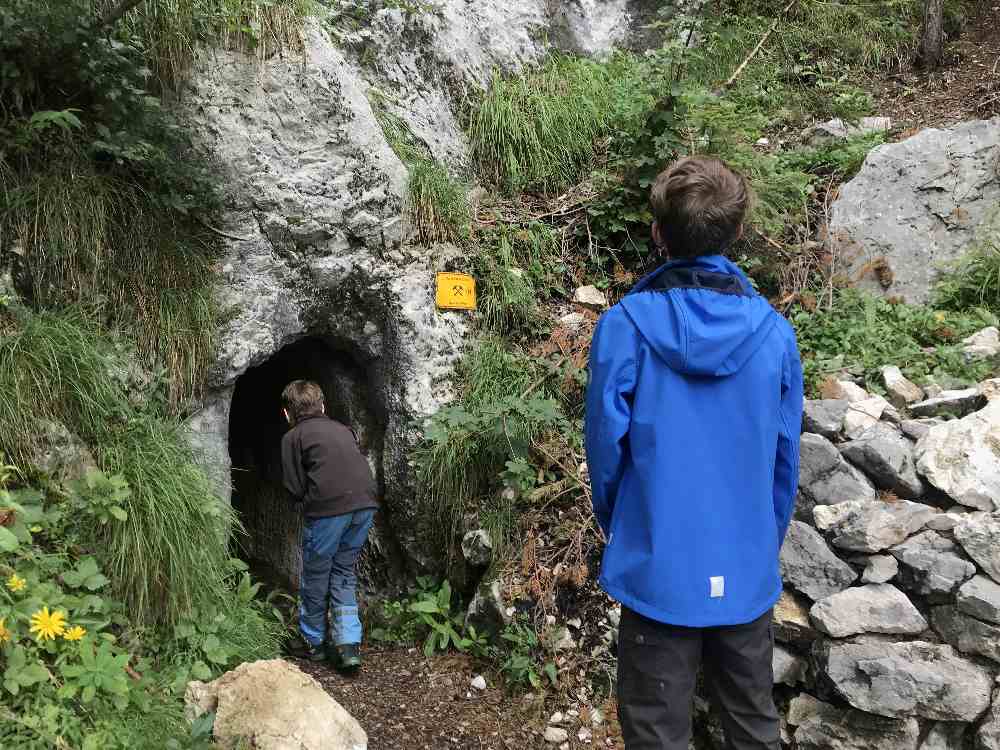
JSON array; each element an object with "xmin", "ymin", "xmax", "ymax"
[{"xmin": 755, "ymin": 372, "xmax": 1000, "ymax": 749}]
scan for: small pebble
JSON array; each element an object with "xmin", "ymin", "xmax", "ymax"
[
  {"xmin": 544, "ymin": 727, "xmax": 569, "ymax": 744},
  {"xmin": 579, "ymin": 727, "xmax": 593, "ymax": 742},
  {"xmin": 549, "ymin": 711, "xmax": 564, "ymax": 725},
  {"xmin": 471, "ymin": 675, "xmax": 487, "ymax": 691}
]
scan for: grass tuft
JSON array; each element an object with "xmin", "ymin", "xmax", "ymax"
[{"xmin": 0, "ymin": 310, "xmax": 233, "ymax": 625}]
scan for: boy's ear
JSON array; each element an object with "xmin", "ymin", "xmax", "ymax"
[{"xmin": 651, "ymin": 221, "xmax": 668, "ymax": 256}]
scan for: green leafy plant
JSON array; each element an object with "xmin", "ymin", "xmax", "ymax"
[
  {"xmin": 499, "ymin": 617, "xmax": 557, "ymax": 690},
  {"xmin": 370, "ymin": 578, "xmax": 473, "ymax": 656}
]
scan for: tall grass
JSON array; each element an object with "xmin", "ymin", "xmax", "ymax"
[
  {"xmin": 0, "ymin": 310, "xmax": 232, "ymax": 625},
  {"xmin": 3, "ymin": 158, "xmax": 217, "ymax": 408},
  {"xmin": 372, "ymin": 98, "xmax": 470, "ymax": 244},
  {"xmin": 468, "ymin": 56, "xmax": 641, "ymax": 194}
]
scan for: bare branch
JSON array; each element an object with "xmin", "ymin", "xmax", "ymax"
[{"xmin": 715, "ymin": 0, "xmax": 799, "ymax": 94}]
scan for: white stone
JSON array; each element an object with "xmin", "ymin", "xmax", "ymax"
[
  {"xmin": 544, "ymin": 726, "xmax": 569, "ymax": 743},
  {"xmin": 471, "ymin": 675, "xmax": 487, "ymax": 691},
  {"xmin": 549, "ymin": 712, "xmax": 564, "ymax": 725},
  {"xmin": 882, "ymin": 366, "xmax": 924, "ymax": 406},
  {"xmin": 915, "ymin": 399, "xmax": 1000, "ymax": 511},
  {"xmin": 953, "ymin": 512, "xmax": 1000, "ymax": 583},
  {"xmin": 184, "ymin": 660, "xmax": 366, "ymax": 750},
  {"xmin": 862, "ymin": 555, "xmax": 899, "ymax": 584},
  {"xmin": 812, "ymin": 499, "xmax": 934, "ymax": 553},
  {"xmin": 843, "ymin": 396, "xmax": 889, "ymax": 439},
  {"xmin": 962, "ymin": 326, "xmax": 1000, "ymax": 361},
  {"xmin": 573, "ymin": 285, "xmax": 608, "ymax": 310},
  {"xmin": 829, "ymin": 379, "xmax": 871, "ymax": 403}
]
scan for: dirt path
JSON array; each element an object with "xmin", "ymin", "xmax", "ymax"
[{"xmin": 296, "ymin": 646, "xmax": 624, "ymax": 750}]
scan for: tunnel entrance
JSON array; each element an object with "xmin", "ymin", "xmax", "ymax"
[{"xmin": 228, "ymin": 336, "xmax": 386, "ymax": 590}]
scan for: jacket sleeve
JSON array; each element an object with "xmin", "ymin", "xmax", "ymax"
[
  {"xmin": 774, "ymin": 325, "xmax": 804, "ymax": 544},
  {"xmin": 585, "ymin": 308, "xmax": 638, "ymax": 539},
  {"xmin": 281, "ymin": 431, "xmax": 306, "ymax": 503}
]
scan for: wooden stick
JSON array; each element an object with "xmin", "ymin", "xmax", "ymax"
[{"xmin": 717, "ymin": 0, "xmax": 799, "ymax": 94}]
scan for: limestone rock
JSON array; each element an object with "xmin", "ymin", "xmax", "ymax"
[
  {"xmin": 544, "ymin": 726, "xmax": 569, "ymax": 743},
  {"xmin": 465, "ymin": 580, "xmax": 509, "ymax": 638},
  {"xmin": 804, "ymin": 116, "xmax": 892, "ymax": 145},
  {"xmin": 824, "ymin": 379, "xmax": 870, "ymax": 403},
  {"xmin": 927, "ymin": 512, "xmax": 964, "ymax": 531},
  {"xmin": 798, "ymin": 434, "xmax": 877, "ymax": 520},
  {"xmin": 184, "ymin": 659, "xmax": 366, "ymax": 750},
  {"xmin": 773, "ymin": 644, "xmax": 807, "ymax": 686},
  {"xmin": 829, "ymin": 118, "xmax": 1000, "ymax": 304},
  {"xmin": 803, "ymin": 400, "xmax": 850, "ymax": 439},
  {"xmin": 910, "ymin": 388, "xmax": 986, "ymax": 419},
  {"xmin": 461, "ymin": 529, "xmax": 493, "ymax": 568},
  {"xmin": 30, "ymin": 420, "xmax": 98, "ymax": 483},
  {"xmin": 915, "ymin": 400, "xmax": 1000, "ymax": 511},
  {"xmin": 963, "ymin": 327, "xmax": 1000, "ymax": 362},
  {"xmin": 979, "ymin": 377, "xmax": 1000, "ymax": 402},
  {"xmin": 957, "ymin": 575, "xmax": 1000, "ymax": 624},
  {"xmin": 890, "ymin": 531, "xmax": 977, "ymax": 600},
  {"xmin": 788, "ymin": 693, "xmax": 920, "ymax": 750},
  {"xmin": 843, "ymin": 396, "xmax": 890, "ymax": 439},
  {"xmin": 882, "ymin": 366, "xmax": 924, "ymax": 407},
  {"xmin": 953, "ymin": 513, "xmax": 1000, "ymax": 583},
  {"xmin": 809, "ymin": 584, "xmax": 927, "ymax": 638},
  {"xmin": 840, "ymin": 423, "xmax": 925, "ymax": 498},
  {"xmin": 862, "ymin": 555, "xmax": 899, "ymax": 584},
  {"xmin": 775, "ymin": 589, "xmax": 819, "ymax": 643},
  {"xmin": 573, "ymin": 285, "xmax": 607, "ymax": 310},
  {"xmin": 813, "ymin": 499, "xmax": 934, "ymax": 553},
  {"xmin": 818, "ymin": 639, "xmax": 993, "ymax": 721},
  {"xmin": 900, "ymin": 418, "xmax": 943, "ymax": 441},
  {"xmin": 977, "ymin": 689, "xmax": 1000, "ymax": 750},
  {"xmin": 931, "ymin": 606, "xmax": 1000, "ymax": 663},
  {"xmin": 920, "ymin": 723, "xmax": 968, "ymax": 750},
  {"xmin": 781, "ymin": 521, "xmax": 858, "ymax": 601}
]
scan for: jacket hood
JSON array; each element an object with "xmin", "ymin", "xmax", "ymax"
[{"xmin": 620, "ymin": 255, "xmax": 779, "ymax": 377}]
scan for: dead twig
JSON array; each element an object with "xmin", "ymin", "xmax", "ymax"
[{"xmin": 716, "ymin": 0, "xmax": 799, "ymax": 94}]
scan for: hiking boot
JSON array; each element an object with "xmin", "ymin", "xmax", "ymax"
[
  {"xmin": 287, "ymin": 638, "xmax": 326, "ymax": 663},
  {"xmin": 327, "ymin": 643, "xmax": 362, "ymax": 672}
]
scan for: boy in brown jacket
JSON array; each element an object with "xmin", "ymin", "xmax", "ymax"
[{"xmin": 281, "ymin": 380, "xmax": 378, "ymax": 670}]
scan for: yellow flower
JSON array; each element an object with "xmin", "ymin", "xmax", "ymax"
[
  {"xmin": 63, "ymin": 626, "xmax": 86, "ymax": 642},
  {"xmin": 0, "ymin": 617, "xmax": 10, "ymax": 644},
  {"xmin": 29, "ymin": 607, "xmax": 66, "ymax": 641},
  {"xmin": 6, "ymin": 574, "xmax": 26, "ymax": 593}
]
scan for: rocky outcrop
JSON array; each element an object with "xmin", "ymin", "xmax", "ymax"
[
  {"xmin": 185, "ymin": 659, "xmax": 367, "ymax": 750},
  {"xmin": 828, "ymin": 118, "xmax": 1000, "ymax": 303}
]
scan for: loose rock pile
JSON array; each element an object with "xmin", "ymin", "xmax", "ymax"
[{"xmin": 774, "ymin": 363, "xmax": 1000, "ymax": 749}]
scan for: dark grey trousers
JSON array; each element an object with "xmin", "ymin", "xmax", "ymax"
[{"xmin": 617, "ymin": 607, "xmax": 779, "ymax": 750}]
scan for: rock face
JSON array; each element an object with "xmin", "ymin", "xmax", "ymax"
[
  {"xmin": 788, "ymin": 694, "xmax": 920, "ymax": 750},
  {"xmin": 803, "ymin": 400, "xmax": 849, "ymax": 439},
  {"xmin": 809, "ymin": 584, "xmax": 927, "ymax": 638},
  {"xmin": 798, "ymin": 434, "xmax": 877, "ymax": 520},
  {"xmin": 30, "ymin": 420, "xmax": 98, "ymax": 483},
  {"xmin": 890, "ymin": 531, "xmax": 977, "ymax": 600},
  {"xmin": 957, "ymin": 574, "xmax": 1000, "ymax": 623},
  {"xmin": 839, "ymin": 424, "xmax": 924, "ymax": 498},
  {"xmin": 862, "ymin": 554, "xmax": 899, "ymax": 584},
  {"xmin": 819, "ymin": 639, "xmax": 993, "ymax": 722},
  {"xmin": 828, "ymin": 118, "xmax": 1000, "ymax": 304},
  {"xmin": 953, "ymin": 513, "xmax": 1000, "ymax": 583},
  {"xmin": 915, "ymin": 400, "xmax": 1000, "ymax": 511},
  {"xmin": 980, "ymin": 690, "xmax": 1000, "ymax": 750},
  {"xmin": 461, "ymin": 529, "xmax": 493, "ymax": 568},
  {"xmin": 184, "ymin": 659, "xmax": 367, "ymax": 750},
  {"xmin": 813, "ymin": 499, "xmax": 933, "ymax": 553},
  {"xmin": 179, "ymin": 5, "xmax": 653, "ymax": 580},
  {"xmin": 781, "ymin": 521, "xmax": 858, "ymax": 601},
  {"xmin": 930, "ymin": 605, "xmax": 1000, "ymax": 662}
]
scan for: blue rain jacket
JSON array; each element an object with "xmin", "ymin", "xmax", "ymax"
[{"xmin": 585, "ymin": 254, "xmax": 803, "ymax": 627}]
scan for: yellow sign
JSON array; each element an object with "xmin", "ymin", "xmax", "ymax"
[{"xmin": 436, "ymin": 273, "xmax": 477, "ymax": 311}]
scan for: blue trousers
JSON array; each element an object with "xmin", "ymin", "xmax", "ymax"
[{"xmin": 298, "ymin": 509, "xmax": 375, "ymax": 647}]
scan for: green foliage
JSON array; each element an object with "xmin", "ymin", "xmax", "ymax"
[
  {"xmin": 791, "ymin": 291, "xmax": 996, "ymax": 395},
  {"xmin": 0, "ymin": 310, "xmax": 234, "ymax": 626},
  {"xmin": 414, "ymin": 340, "xmax": 568, "ymax": 560},
  {"xmin": 372, "ymin": 578, "xmax": 475, "ymax": 657},
  {"xmin": 0, "ymin": 467, "xmax": 282, "ymax": 749},
  {"xmin": 468, "ymin": 56, "xmax": 640, "ymax": 194},
  {"xmin": 935, "ymin": 213, "xmax": 1000, "ymax": 313},
  {"xmin": 473, "ymin": 222, "xmax": 564, "ymax": 334},
  {"xmin": 499, "ymin": 617, "xmax": 557, "ymax": 690}
]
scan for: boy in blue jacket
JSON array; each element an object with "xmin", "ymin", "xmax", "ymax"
[{"xmin": 585, "ymin": 156, "xmax": 803, "ymax": 749}]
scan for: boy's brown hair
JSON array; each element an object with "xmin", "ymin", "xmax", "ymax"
[
  {"xmin": 282, "ymin": 380, "xmax": 325, "ymax": 423},
  {"xmin": 650, "ymin": 156, "xmax": 750, "ymax": 259}
]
